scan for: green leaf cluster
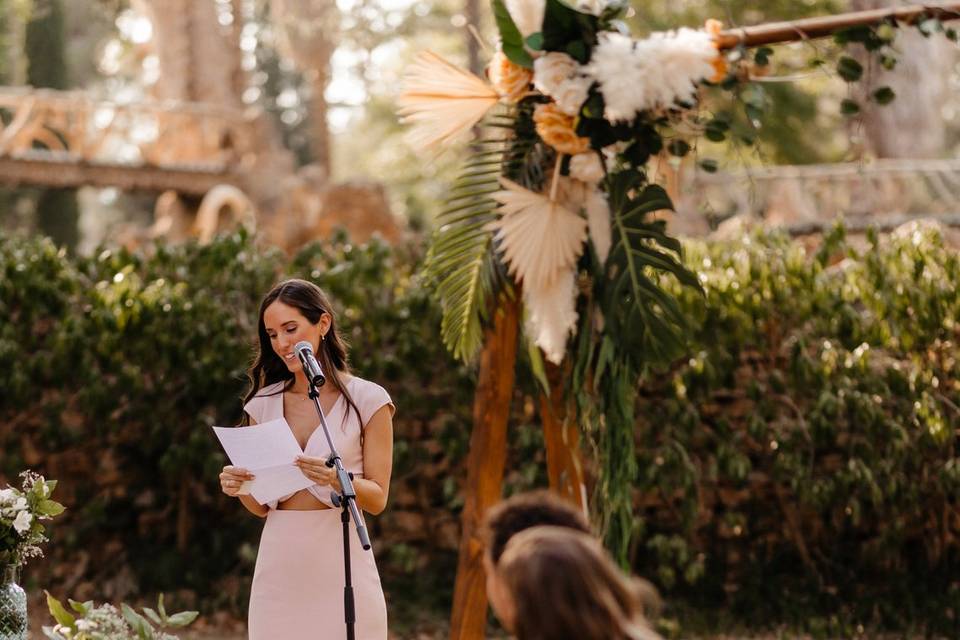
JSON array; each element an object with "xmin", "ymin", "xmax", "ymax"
[
  {"xmin": 44, "ymin": 592, "xmax": 196, "ymax": 640},
  {"xmin": 629, "ymin": 224, "xmax": 960, "ymax": 633},
  {"xmin": 0, "ymin": 228, "xmax": 475, "ymax": 601}
]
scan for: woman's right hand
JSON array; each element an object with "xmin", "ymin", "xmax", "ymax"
[{"xmin": 219, "ymin": 465, "xmax": 255, "ymax": 497}]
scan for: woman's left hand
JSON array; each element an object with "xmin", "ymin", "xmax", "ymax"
[{"xmin": 295, "ymin": 455, "xmax": 342, "ymax": 492}]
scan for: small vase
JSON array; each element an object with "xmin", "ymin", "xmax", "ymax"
[{"xmin": 0, "ymin": 565, "xmax": 27, "ymax": 640}]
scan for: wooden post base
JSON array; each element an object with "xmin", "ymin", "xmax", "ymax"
[{"xmin": 448, "ymin": 296, "xmax": 521, "ymax": 640}]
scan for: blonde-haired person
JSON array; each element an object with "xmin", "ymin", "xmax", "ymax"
[{"xmin": 496, "ymin": 526, "xmax": 662, "ymax": 640}]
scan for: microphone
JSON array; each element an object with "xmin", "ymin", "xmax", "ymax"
[{"xmin": 294, "ymin": 340, "xmax": 326, "ymax": 388}]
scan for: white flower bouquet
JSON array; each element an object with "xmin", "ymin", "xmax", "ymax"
[
  {"xmin": 0, "ymin": 471, "xmax": 65, "ymax": 568},
  {"xmin": 399, "ymin": 0, "xmax": 723, "ymax": 366}
]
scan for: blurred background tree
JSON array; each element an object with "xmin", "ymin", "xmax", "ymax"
[{"xmin": 1, "ymin": 0, "xmax": 957, "ymax": 252}]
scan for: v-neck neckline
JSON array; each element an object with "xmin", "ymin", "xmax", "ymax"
[{"xmin": 282, "ymin": 376, "xmax": 353, "ymax": 452}]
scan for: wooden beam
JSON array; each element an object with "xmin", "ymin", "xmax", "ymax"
[
  {"xmin": 0, "ymin": 154, "xmax": 242, "ymax": 196},
  {"xmin": 540, "ymin": 360, "xmax": 588, "ymax": 514},
  {"xmin": 448, "ymin": 294, "xmax": 521, "ymax": 640},
  {"xmin": 715, "ymin": 2, "xmax": 960, "ymax": 50}
]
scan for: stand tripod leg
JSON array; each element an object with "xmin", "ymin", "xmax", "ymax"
[{"xmin": 343, "ymin": 503, "xmax": 355, "ymax": 640}]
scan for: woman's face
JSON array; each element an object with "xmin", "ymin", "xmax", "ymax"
[{"xmin": 263, "ymin": 300, "xmax": 330, "ymax": 374}]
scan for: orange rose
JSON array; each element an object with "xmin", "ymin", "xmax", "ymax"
[
  {"xmin": 533, "ymin": 103, "xmax": 590, "ymax": 155},
  {"xmin": 705, "ymin": 18, "xmax": 723, "ymax": 38},
  {"xmin": 710, "ymin": 56, "xmax": 728, "ymax": 83},
  {"xmin": 705, "ymin": 18, "xmax": 728, "ymax": 82},
  {"xmin": 488, "ymin": 51, "xmax": 533, "ymax": 103}
]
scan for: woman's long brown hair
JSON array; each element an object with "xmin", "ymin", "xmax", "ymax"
[
  {"xmin": 499, "ymin": 526, "xmax": 662, "ymax": 640},
  {"xmin": 240, "ymin": 279, "xmax": 361, "ymax": 430}
]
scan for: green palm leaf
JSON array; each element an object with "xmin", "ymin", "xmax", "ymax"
[{"xmin": 424, "ymin": 112, "xmax": 521, "ymax": 362}]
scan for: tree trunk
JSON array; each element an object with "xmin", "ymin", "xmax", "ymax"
[
  {"xmin": 270, "ymin": 0, "xmax": 338, "ymax": 174},
  {"xmin": 849, "ymin": 0, "xmax": 953, "ymax": 158},
  {"xmin": 141, "ymin": 0, "xmax": 243, "ymax": 107},
  {"xmin": 448, "ymin": 295, "xmax": 521, "ymax": 640},
  {"xmin": 26, "ymin": 0, "xmax": 78, "ymax": 251},
  {"xmin": 228, "ymin": 0, "xmax": 247, "ymax": 103},
  {"xmin": 1, "ymin": 0, "xmax": 28, "ymax": 85},
  {"xmin": 540, "ymin": 360, "xmax": 588, "ymax": 514},
  {"xmin": 306, "ymin": 82, "xmax": 332, "ymax": 175}
]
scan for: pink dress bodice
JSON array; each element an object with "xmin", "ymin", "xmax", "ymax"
[{"xmin": 242, "ymin": 376, "xmax": 394, "ymax": 509}]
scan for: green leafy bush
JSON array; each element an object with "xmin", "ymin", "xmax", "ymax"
[
  {"xmin": 633, "ymin": 224, "xmax": 960, "ymax": 634},
  {"xmin": 2, "ymin": 224, "xmax": 958, "ymax": 635},
  {"xmin": 0, "ymin": 229, "xmax": 479, "ymax": 609}
]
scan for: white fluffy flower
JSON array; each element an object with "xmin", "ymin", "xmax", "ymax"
[
  {"xmin": 553, "ymin": 75, "xmax": 592, "ymax": 115},
  {"xmin": 524, "ymin": 267, "xmax": 579, "ymax": 365},
  {"xmin": 13, "ymin": 510, "xmax": 32, "ymax": 534},
  {"xmin": 505, "ymin": 0, "xmax": 545, "ymax": 37},
  {"xmin": 533, "ymin": 52, "xmax": 579, "ymax": 97},
  {"xmin": 585, "ymin": 189, "xmax": 612, "ymax": 264},
  {"xmin": 0, "ymin": 488, "xmax": 15, "ymax": 506},
  {"xmin": 585, "ymin": 28, "xmax": 717, "ymax": 122},
  {"xmin": 12, "ymin": 497, "xmax": 27, "ymax": 512},
  {"xmin": 583, "ymin": 32, "xmax": 636, "ymax": 121},
  {"xmin": 557, "ymin": 177, "xmax": 611, "ymax": 263},
  {"xmin": 569, "ymin": 153, "xmax": 604, "ymax": 184}
]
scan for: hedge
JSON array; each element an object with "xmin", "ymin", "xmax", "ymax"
[{"xmin": 2, "ymin": 224, "xmax": 957, "ymax": 636}]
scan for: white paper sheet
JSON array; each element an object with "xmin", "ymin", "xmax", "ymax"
[{"xmin": 213, "ymin": 418, "xmax": 314, "ymax": 505}]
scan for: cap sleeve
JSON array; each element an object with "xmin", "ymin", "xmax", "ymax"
[
  {"xmin": 242, "ymin": 395, "xmax": 265, "ymax": 424},
  {"xmin": 358, "ymin": 381, "xmax": 395, "ymax": 427},
  {"xmin": 242, "ymin": 382, "xmax": 284, "ymax": 425}
]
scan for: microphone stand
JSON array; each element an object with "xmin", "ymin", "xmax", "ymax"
[{"xmin": 307, "ymin": 378, "xmax": 372, "ymax": 640}]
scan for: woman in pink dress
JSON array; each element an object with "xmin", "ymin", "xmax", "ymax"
[{"xmin": 218, "ymin": 278, "xmax": 393, "ymax": 639}]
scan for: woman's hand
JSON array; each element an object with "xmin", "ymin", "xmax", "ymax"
[
  {"xmin": 295, "ymin": 455, "xmax": 341, "ymax": 492},
  {"xmin": 219, "ymin": 465, "xmax": 254, "ymax": 497}
]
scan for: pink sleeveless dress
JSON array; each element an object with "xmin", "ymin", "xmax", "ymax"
[{"xmin": 243, "ymin": 376, "xmax": 392, "ymax": 640}]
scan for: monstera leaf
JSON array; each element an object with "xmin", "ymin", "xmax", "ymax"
[{"xmin": 602, "ymin": 169, "xmax": 702, "ymax": 367}]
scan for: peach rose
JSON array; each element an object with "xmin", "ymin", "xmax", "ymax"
[
  {"xmin": 705, "ymin": 19, "xmax": 728, "ymax": 82},
  {"xmin": 489, "ymin": 51, "xmax": 533, "ymax": 103},
  {"xmin": 553, "ymin": 76, "xmax": 592, "ymax": 116},
  {"xmin": 533, "ymin": 103, "xmax": 590, "ymax": 155}
]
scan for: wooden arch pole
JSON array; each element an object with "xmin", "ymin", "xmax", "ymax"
[
  {"xmin": 714, "ymin": 3, "xmax": 960, "ymax": 50},
  {"xmin": 540, "ymin": 360, "xmax": 588, "ymax": 513},
  {"xmin": 448, "ymin": 294, "xmax": 521, "ymax": 640}
]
